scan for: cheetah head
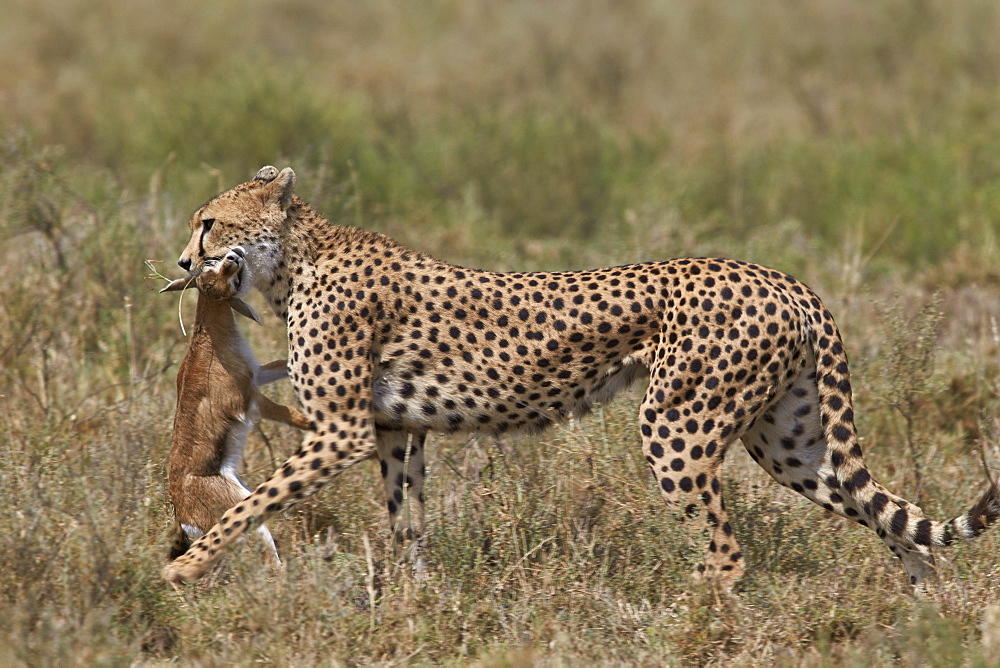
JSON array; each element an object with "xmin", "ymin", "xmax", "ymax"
[{"xmin": 176, "ymin": 165, "xmax": 296, "ymax": 295}]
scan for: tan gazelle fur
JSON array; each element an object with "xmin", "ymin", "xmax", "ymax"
[{"xmin": 162, "ymin": 246, "xmax": 310, "ymax": 566}]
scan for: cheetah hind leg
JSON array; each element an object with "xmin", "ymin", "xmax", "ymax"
[{"xmin": 375, "ymin": 430, "xmax": 428, "ymax": 578}]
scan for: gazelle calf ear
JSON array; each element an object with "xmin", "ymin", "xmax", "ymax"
[
  {"xmin": 161, "ymin": 276, "xmax": 197, "ymax": 293},
  {"xmin": 229, "ymin": 297, "xmax": 262, "ymax": 324}
]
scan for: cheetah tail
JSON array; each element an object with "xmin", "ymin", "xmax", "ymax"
[
  {"xmin": 810, "ymin": 312, "xmax": 1000, "ymax": 549},
  {"xmin": 930, "ymin": 477, "xmax": 1000, "ymax": 547},
  {"xmin": 168, "ymin": 523, "xmax": 191, "ymax": 562}
]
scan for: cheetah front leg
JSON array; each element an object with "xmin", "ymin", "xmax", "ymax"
[
  {"xmin": 375, "ymin": 430, "xmax": 428, "ymax": 575},
  {"xmin": 163, "ymin": 337, "xmax": 379, "ymax": 584},
  {"xmin": 162, "ymin": 428, "xmax": 377, "ymax": 584}
]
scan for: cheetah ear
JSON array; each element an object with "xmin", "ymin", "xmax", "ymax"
[
  {"xmin": 160, "ymin": 276, "xmax": 197, "ymax": 293},
  {"xmin": 228, "ymin": 297, "xmax": 263, "ymax": 324},
  {"xmin": 258, "ymin": 167, "xmax": 295, "ymax": 210}
]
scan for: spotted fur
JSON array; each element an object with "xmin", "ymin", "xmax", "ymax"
[{"xmin": 162, "ymin": 166, "xmax": 1000, "ymax": 586}]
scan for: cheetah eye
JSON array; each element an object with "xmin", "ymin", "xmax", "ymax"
[{"xmin": 202, "ymin": 218, "xmax": 216, "ymax": 232}]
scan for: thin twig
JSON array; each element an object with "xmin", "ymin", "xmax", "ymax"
[
  {"xmin": 256, "ymin": 424, "xmax": 278, "ymax": 467},
  {"xmin": 388, "ymin": 643, "xmax": 426, "ymax": 666},
  {"xmin": 492, "ymin": 535, "xmax": 556, "ymax": 595},
  {"xmin": 977, "ymin": 438, "xmax": 998, "ymax": 492},
  {"xmin": 362, "ymin": 533, "xmax": 377, "ymax": 631},
  {"xmin": 145, "ymin": 258, "xmax": 195, "ymax": 336}
]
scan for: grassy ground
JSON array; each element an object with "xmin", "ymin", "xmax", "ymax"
[{"xmin": 2, "ymin": 0, "xmax": 1000, "ymax": 664}]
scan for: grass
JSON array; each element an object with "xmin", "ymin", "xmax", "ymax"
[{"xmin": 2, "ymin": 0, "xmax": 1000, "ymax": 664}]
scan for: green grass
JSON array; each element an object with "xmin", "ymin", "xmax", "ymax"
[{"xmin": 3, "ymin": 0, "xmax": 1000, "ymax": 664}]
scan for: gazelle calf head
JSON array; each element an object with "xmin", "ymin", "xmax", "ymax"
[{"xmin": 161, "ymin": 247, "xmax": 261, "ymax": 323}]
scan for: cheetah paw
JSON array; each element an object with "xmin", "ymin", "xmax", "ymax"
[{"xmin": 162, "ymin": 560, "xmax": 205, "ymax": 586}]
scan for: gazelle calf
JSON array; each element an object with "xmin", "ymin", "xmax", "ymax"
[{"xmin": 162, "ymin": 247, "xmax": 310, "ymax": 566}]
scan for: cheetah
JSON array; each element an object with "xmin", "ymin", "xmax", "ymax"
[
  {"xmin": 162, "ymin": 165, "xmax": 1000, "ymax": 587},
  {"xmin": 162, "ymin": 247, "xmax": 310, "ymax": 565}
]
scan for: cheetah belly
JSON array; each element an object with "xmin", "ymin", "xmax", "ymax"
[{"xmin": 371, "ymin": 355, "xmax": 649, "ymax": 435}]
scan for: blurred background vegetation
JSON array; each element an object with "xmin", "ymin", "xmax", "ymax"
[
  {"xmin": 2, "ymin": 0, "xmax": 1000, "ymax": 664},
  {"xmin": 4, "ymin": 0, "xmax": 1000, "ymax": 271}
]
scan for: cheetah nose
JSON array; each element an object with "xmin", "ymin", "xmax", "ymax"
[{"xmin": 178, "ymin": 257, "xmax": 192, "ymax": 271}]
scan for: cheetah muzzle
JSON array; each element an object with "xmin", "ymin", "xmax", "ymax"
[{"xmin": 162, "ymin": 165, "xmax": 1000, "ymax": 588}]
